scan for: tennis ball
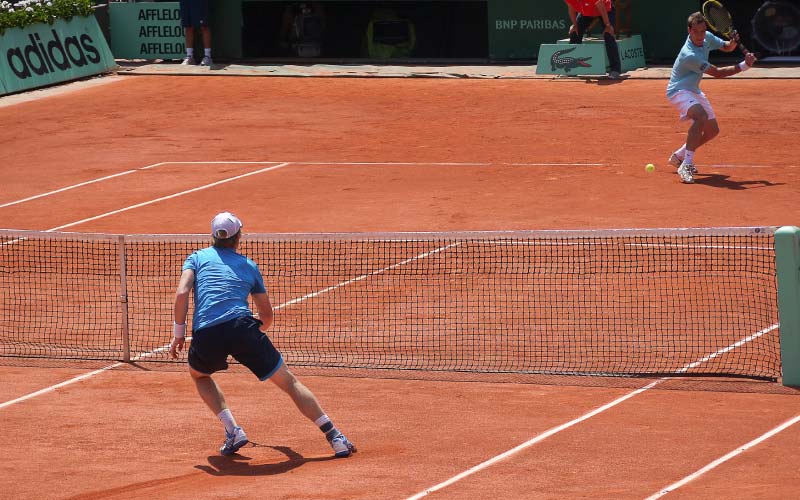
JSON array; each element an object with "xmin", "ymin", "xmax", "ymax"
[{"xmin": 645, "ymin": 163, "xmax": 655, "ymax": 172}]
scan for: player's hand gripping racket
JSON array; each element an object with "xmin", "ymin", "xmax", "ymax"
[{"xmin": 702, "ymin": 0, "xmax": 751, "ymax": 55}]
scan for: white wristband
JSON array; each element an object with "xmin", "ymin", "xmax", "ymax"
[
  {"xmin": 737, "ymin": 61, "xmax": 751, "ymax": 72},
  {"xmin": 173, "ymin": 322, "xmax": 186, "ymax": 339}
]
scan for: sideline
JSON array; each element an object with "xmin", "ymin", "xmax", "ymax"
[
  {"xmin": 645, "ymin": 413, "xmax": 800, "ymax": 499},
  {"xmin": 405, "ymin": 322, "xmax": 779, "ymax": 499}
]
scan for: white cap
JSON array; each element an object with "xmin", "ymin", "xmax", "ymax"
[{"xmin": 211, "ymin": 212, "xmax": 243, "ymax": 239}]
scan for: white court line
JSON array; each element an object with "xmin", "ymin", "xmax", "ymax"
[
  {"xmin": 0, "ymin": 343, "xmax": 174, "ymax": 410},
  {"xmin": 275, "ymin": 242, "xmax": 460, "ymax": 310},
  {"xmin": 0, "ymin": 161, "xmax": 284, "ymax": 209},
  {"xmin": 406, "ymin": 380, "xmax": 662, "ymax": 500},
  {"xmin": 0, "ymin": 162, "xmax": 168, "ymax": 209},
  {"xmin": 704, "ymin": 163, "xmax": 799, "ymax": 169},
  {"xmin": 645, "ymin": 413, "xmax": 800, "ymax": 500},
  {"xmin": 0, "ymin": 237, "xmax": 460, "ymax": 409},
  {"xmin": 46, "ymin": 162, "xmax": 291, "ymax": 231},
  {"xmin": 405, "ymin": 323, "xmax": 780, "ymax": 500}
]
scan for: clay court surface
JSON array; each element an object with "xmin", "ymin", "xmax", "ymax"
[{"xmin": 1, "ymin": 74, "xmax": 800, "ymax": 499}]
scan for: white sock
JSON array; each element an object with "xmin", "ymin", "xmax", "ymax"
[
  {"xmin": 218, "ymin": 408, "xmax": 238, "ymax": 434},
  {"xmin": 314, "ymin": 414, "xmax": 341, "ymax": 440},
  {"xmin": 186, "ymin": 48, "xmax": 194, "ymax": 57},
  {"xmin": 674, "ymin": 144, "xmax": 686, "ymax": 160},
  {"xmin": 684, "ymin": 150, "xmax": 695, "ymax": 165},
  {"xmin": 204, "ymin": 48, "xmax": 212, "ymax": 57}
]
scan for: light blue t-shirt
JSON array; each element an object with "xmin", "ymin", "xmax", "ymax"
[
  {"xmin": 182, "ymin": 246, "xmax": 267, "ymax": 330},
  {"xmin": 666, "ymin": 32, "xmax": 725, "ymax": 97}
]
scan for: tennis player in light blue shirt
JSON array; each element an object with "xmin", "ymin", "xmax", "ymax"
[
  {"xmin": 169, "ymin": 212, "xmax": 356, "ymax": 459},
  {"xmin": 665, "ymin": 11, "xmax": 756, "ymax": 184},
  {"xmin": 182, "ymin": 245, "xmax": 266, "ymax": 331}
]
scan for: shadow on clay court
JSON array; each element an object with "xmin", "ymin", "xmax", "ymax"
[
  {"xmin": 694, "ymin": 173, "xmax": 784, "ymax": 190},
  {"xmin": 195, "ymin": 443, "xmax": 338, "ymax": 476}
]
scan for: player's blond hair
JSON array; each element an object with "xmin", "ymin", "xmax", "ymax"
[{"xmin": 688, "ymin": 12, "xmax": 706, "ymax": 29}]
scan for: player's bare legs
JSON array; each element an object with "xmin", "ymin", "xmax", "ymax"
[
  {"xmin": 269, "ymin": 363, "xmax": 325, "ymax": 421},
  {"xmin": 685, "ymin": 103, "xmax": 709, "ymax": 152},
  {"xmin": 677, "ymin": 103, "xmax": 717, "ymax": 183},
  {"xmin": 269, "ymin": 363, "xmax": 356, "ymax": 457},
  {"xmin": 190, "ymin": 366, "xmax": 248, "ymax": 455},
  {"xmin": 190, "ymin": 366, "xmax": 227, "ymax": 414}
]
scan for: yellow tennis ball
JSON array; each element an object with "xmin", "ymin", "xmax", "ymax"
[{"xmin": 645, "ymin": 163, "xmax": 655, "ymax": 172}]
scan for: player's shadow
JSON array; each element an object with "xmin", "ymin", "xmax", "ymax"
[
  {"xmin": 694, "ymin": 173, "xmax": 783, "ymax": 190},
  {"xmin": 195, "ymin": 442, "xmax": 337, "ymax": 476}
]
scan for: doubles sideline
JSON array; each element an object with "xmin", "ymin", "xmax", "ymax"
[{"xmin": 404, "ymin": 323, "xmax": 785, "ymax": 499}]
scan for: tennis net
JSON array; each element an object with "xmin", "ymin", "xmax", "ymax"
[{"xmin": 0, "ymin": 227, "xmax": 781, "ymax": 380}]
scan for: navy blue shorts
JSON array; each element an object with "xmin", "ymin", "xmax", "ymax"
[
  {"xmin": 179, "ymin": 0, "xmax": 209, "ymax": 28},
  {"xmin": 188, "ymin": 316, "xmax": 283, "ymax": 381}
]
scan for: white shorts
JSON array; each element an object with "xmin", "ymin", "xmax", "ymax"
[{"xmin": 668, "ymin": 89, "xmax": 716, "ymax": 121}]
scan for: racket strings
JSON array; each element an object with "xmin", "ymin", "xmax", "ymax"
[{"xmin": 704, "ymin": 5, "xmax": 734, "ymax": 35}]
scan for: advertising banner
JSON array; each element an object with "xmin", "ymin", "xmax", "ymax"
[
  {"xmin": 0, "ymin": 16, "xmax": 116, "ymax": 95},
  {"xmin": 109, "ymin": 2, "xmax": 184, "ymax": 60}
]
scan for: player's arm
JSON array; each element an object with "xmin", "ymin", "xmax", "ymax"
[
  {"xmin": 252, "ymin": 292, "xmax": 274, "ymax": 330},
  {"xmin": 169, "ymin": 269, "xmax": 195, "ymax": 359},
  {"xmin": 564, "ymin": 2, "xmax": 578, "ymax": 33},
  {"xmin": 721, "ymin": 39, "xmax": 738, "ymax": 52},
  {"xmin": 704, "ymin": 52, "xmax": 757, "ymax": 78},
  {"xmin": 594, "ymin": 0, "xmax": 614, "ymax": 36}
]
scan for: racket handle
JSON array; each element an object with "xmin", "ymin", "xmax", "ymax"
[{"xmin": 732, "ymin": 30, "xmax": 750, "ymax": 55}]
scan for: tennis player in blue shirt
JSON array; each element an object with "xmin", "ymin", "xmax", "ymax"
[
  {"xmin": 169, "ymin": 212, "xmax": 356, "ymax": 458},
  {"xmin": 666, "ymin": 11, "xmax": 757, "ymax": 184}
]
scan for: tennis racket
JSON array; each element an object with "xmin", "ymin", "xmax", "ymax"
[{"xmin": 702, "ymin": 0, "xmax": 751, "ymax": 55}]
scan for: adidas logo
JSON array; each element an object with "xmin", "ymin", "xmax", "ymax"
[{"xmin": 5, "ymin": 30, "xmax": 101, "ymax": 80}]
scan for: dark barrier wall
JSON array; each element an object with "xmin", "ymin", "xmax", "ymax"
[
  {"xmin": 488, "ymin": 0, "xmax": 698, "ymax": 61},
  {"xmin": 133, "ymin": 0, "xmax": 799, "ymax": 62}
]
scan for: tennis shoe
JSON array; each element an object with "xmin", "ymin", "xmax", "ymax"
[
  {"xmin": 329, "ymin": 433, "xmax": 356, "ymax": 458},
  {"xmin": 220, "ymin": 426, "xmax": 249, "ymax": 456},
  {"xmin": 670, "ymin": 154, "xmax": 697, "ymax": 174},
  {"xmin": 180, "ymin": 56, "xmax": 196, "ymax": 65},
  {"xmin": 607, "ymin": 70, "xmax": 621, "ymax": 79},
  {"xmin": 677, "ymin": 163, "xmax": 695, "ymax": 184},
  {"xmin": 200, "ymin": 56, "xmax": 213, "ymax": 66}
]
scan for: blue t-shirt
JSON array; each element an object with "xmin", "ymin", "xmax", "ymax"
[
  {"xmin": 666, "ymin": 32, "xmax": 725, "ymax": 97},
  {"xmin": 182, "ymin": 246, "xmax": 267, "ymax": 330}
]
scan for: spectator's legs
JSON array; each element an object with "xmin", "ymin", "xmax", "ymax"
[
  {"xmin": 201, "ymin": 26, "xmax": 211, "ymax": 51},
  {"xmin": 185, "ymin": 26, "xmax": 196, "ymax": 52},
  {"xmin": 604, "ymin": 33, "xmax": 621, "ymax": 73},
  {"xmin": 604, "ymin": 9, "xmax": 621, "ymax": 73}
]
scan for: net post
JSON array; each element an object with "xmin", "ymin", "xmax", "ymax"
[
  {"xmin": 118, "ymin": 234, "xmax": 131, "ymax": 362},
  {"xmin": 775, "ymin": 226, "xmax": 800, "ymax": 387}
]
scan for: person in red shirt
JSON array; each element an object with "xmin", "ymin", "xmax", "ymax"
[{"xmin": 563, "ymin": 0, "xmax": 622, "ymax": 79}]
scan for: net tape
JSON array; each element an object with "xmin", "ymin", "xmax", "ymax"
[{"xmin": 0, "ymin": 227, "xmax": 781, "ymax": 380}]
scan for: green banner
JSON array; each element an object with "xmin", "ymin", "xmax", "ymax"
[
  {"xmin": 0, "ymin": 16, "xmax": 116, "ymax": 96},
  {"xmin": 488, "ymin": 1, "xmax": 567, "ymax": 60},
  {"xmin": 536, "ymin": 43, "xmax": 606, "ymax": 75},
  {"xmin": 554, "ymin": 35, "xmax": 646, "ymax": 73},
  {"xmin": 109, "ymin": 2, "xmax": 184, "ymax": 60}
]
